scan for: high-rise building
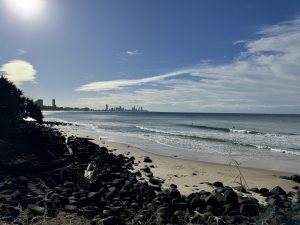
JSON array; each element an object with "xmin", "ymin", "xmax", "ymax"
[
  {"xmin": 52, "ymin": 99, "xmax": 56, "ymax": 108},
  {"xmin": 106, "ymin": 104, "xmax": 108, "ymax": 111},
  {"xmin": 35, "ymin": 99, "xmax": 43, "ymax": 108}
]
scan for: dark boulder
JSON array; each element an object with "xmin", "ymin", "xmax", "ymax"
[
  {"xmin": 28, "ymin": 204, "xmax": 45, "ymax": 216},
  {"xmin": 213, "ymin": 181, "xmax": 224, "ymax": 188},
  {"xmin": 190, "ymin": 197, "xmax": 203, "ymax": 209},
  {"xmin": 204, "ymin": 195, "xmax": 220, "ymax": 208},
  {"xmin": 143, "ymin": 156, "xmax": 152, "ymax": 163},
  {"xmin": 224, "ymin": 190, "xmax": 238, "ymax": 205},
  {"xmin": 240, "ymin": 204, "xmax": 259, "ymax": 217},
  {"xmin": 291, "ymin": 175, "xmax": 300, "ymax": 183},
  {"xmin": 149, "ymin": 177, "xmax": 162, "ymax": 185},
  {"xmin": 101, "ymin": 216, "xmax": 126, "ymax": 225},
  {"xmin": 270, "ymin": 186, "xmax": 286, "ymax": 196},
  {"xmin": 64, "ymin": 205, "xmax": 78, "ymax": 213}
]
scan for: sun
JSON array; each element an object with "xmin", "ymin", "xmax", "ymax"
[{"xmin": 4, "ymin": 0, "xmax": 45, "ymax": 20}]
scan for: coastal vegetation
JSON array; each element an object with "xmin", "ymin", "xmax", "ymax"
[{"xmin": 0, "ymin": 76, "xmax": 43, "ymax": 132}]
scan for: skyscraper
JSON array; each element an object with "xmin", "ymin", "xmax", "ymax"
[{"xmin": 52, "ymin": 99, "xmax": 56, "ymax": 108}]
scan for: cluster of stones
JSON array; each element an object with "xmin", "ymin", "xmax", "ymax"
[{"xmin": 0, "ymin": 122, "xmax": 300, "ymax": 225}]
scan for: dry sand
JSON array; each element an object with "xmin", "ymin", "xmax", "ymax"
[{"xmin": 56, "ymin": 125, "xmax": 297, "ymax": 203}]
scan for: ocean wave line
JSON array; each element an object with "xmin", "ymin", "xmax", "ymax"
[
  {"xmin": 179, "ymin": 124, "xmax": 297, "ymax": 136},
  {"xmin": 136, "ymin": 125, "xmax": 300, "ymax": 156}
]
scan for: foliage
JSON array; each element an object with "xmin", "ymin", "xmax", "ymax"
[
  {"xmin": 0, "ymin": 76, "xmax": 26, "ymax": 127},
  {"xmin": 25, "ymin": 98, "xmax": 43, "ymax": 123},
  {"xmin": 0, "ymin": 75, "xmax": 43, "ymax": 129}
]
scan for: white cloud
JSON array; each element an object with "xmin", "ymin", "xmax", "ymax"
[
  {"xmin": 17, "ymin": 49, "xmax": 28, "ymax": 55},
  {"xmin": 1, "ymin": 60, "xmax": 37, "ymax": 86},
  {"xmin": 75, "ymin": 16, "xmax": 300, "ymax": 113},
  {"xmin": 126, "ymin": 49, "xmax": 142, "ymax": 56},
  {"xmin": 76, "ymin": 69, "xmax": 195, "ymax": 91},
  {"xmin": 199, "ymin": 59, "xmax": 213, "ymax": 64}
]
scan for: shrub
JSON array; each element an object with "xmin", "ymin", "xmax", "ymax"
[
  {"xmin": 25, "ymin": 98, "xmax": 43, "ymax": 123},
  {"xmin": 0, "ymin": 76, "xmax": 26, "ymax": 127},
  {"xmin": 0, "ymin": 76, "xmax": 43, "ymax": 129}
]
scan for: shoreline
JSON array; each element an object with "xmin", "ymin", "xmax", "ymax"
[{"xmin": 57, "ymin": 125, "xmax": 297, "ymax": 199}]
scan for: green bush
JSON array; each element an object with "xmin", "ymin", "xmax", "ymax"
[
  {"xmin": 0, "ymin": 76, "xmax": 26, "ymax": 127},
  {"xmin": 25, "ymin": 98, "xmax": 43, "ymax": 124},
  {"xmin": 0, "ymin": 76, "xmax": 43, "ymax": 128}
]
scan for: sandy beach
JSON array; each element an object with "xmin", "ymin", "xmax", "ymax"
[{"xmin": 57, "ymin": 125, "xmax": 297, "ymax": 203}]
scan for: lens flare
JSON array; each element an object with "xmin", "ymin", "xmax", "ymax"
[{"xmin": 4, "ymin": 0, "xmax": 45, "ymax": 20}]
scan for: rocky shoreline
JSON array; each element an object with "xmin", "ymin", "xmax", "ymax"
[{"xmin": 0, "ymin": 122, "xmax": 300, "ymax": 225}]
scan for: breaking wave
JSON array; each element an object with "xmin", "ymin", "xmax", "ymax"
[{"xmin": 136, "ymin": 125, "xmax": 300, "ymax": 156}]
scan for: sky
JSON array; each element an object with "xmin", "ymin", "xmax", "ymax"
[{"xmin": 0, "ymin": 0, "xmax": 300, "ymax": 113}]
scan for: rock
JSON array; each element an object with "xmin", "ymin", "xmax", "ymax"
[
  {"xmin": 102, "ymin": 209, "xmax": 111, "ymax": 217},
  {"xmin": 141, "ymin": 167, "xmax": 151, "ymax": 173},
  {"xmin": 240, "ymin": 204, "xmax": 259, "ymax": 217},
  {"xmin": 64, "ymin": 205, "xmax": 78, "ymax": 213},
  {"xmin": 88, "ymin": 192, "xmax": 101, "ymax": 202},
  {"xmin": 248, "ymin": 187, "xmax": 259, "ymax": 193},
  {"xmin": 270, "ymin": 186, "xmax": 286, "ymax": 195},
  {"xmin": 77, "ymin": 197, "xmax": 89, "ymax": 206},
  {"xmin": 267, "ymin": 198, "xmax": 282, "ymax": 207},
  {"xmin": 170, "ymin": 189, "xmax": 181, "ymax": 199},
  {"xmin": 170, "ymin": 184, "xmax": 177, "ymax": 190},
  {"xmin": 58, "ymin": 196, "xmax": 69, "ymax": 206},
  {"xmin": 101, "ymin": 216, "xmax": 126, "ymax": 225},
  {"xmin": 190, "ymin": 197, "xmax": 203, "ymax": 209},
  {"xmin": 213, "ymin": 181, "xmax": 224, "ymax": 188},
  {"xmin": 156, "ymin": 206, "xmax": 172, "ymax": 216},
  {"xmin": 63, "ymin": 181, "xmax": 75, "ymax": 188},
  {"xmin": 191, "ymin": 214, "xmax": 205, "ymax": 224},
  {"xmin": 79, "ymin": 208, "xmax": 98, "ymax": 219},
  {"xmin": 173, "ymin": 202, "xmax": 188, "ymax": 211},
  {"xmin": 204, "ymin": 195, "xmax": 220, "ymax": 208},
  {"xmin": 291, "ymin": 215, "xmax": 300, "ymax": 223},
  {"xmin": 143, "ymin": 156, "xmax": 152, "ymax": 163},
  {"xmin": 149, "ymin": 177, "xmax": 162, "ymax": 185},
  {"xmin": 0, "ymin": 205, "xmax": 20, "ymax": 221},
  {"xmin": 291, "ymin": 175, "xmax": 300, "ymax": 183},
  {"xmin": 258, "ymin": 188, "xmax": 269, "ymax": 194},
  {"xmin": 224, "ymin": 190, "xmax": 238, "ymax": 205},
  {"xmin": 20, "ymin": 197, "xmax": 41, "ymax": 208},
  {"xmin": 28, "ymin": 204, "xmax": 45, "ymax": 215},
  {"xmin": 279, "ymin": 175, "xmax": 292, "ymax": 180}
]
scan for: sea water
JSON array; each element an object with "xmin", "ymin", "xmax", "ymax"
[{"xmin": 44, "ymin": 111, "xmax": 300, "ymax": 173}]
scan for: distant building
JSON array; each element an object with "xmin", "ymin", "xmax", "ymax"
[
  {"xmin": 106, "ymin": 104, "xmax": 108, "ymax": 111},
  {"xmin": 52, "ymin": 99, "xmax": 56, "ymax": 108},
  {"xmin": 35, "ymin": 99, "xmax": 43, "ymax": 108}
]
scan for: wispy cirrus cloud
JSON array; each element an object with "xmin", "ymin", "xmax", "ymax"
[
  {"xmin": 76, "ymin": 16, "xmax": 300, "ymax": 113},
  {"xmin": 1, "ymin": 60, "xmax": 37, "ymax": 86},
  {"xmin": 17, "ymin": 49, "xmax": 28, "ymax": 55},
  {"xmin": 126, "ymin": 49, "xmax": 142, "ymax": 56}
]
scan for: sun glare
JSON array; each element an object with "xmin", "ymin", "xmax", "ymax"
[{"xmin": 4, "ymin": 0, "xmax": 45, "ymax": 20}]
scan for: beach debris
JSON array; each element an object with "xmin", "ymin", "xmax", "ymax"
[{"xmin": 84, "ymin": 161, "xmax": 98, "ymax": 181}]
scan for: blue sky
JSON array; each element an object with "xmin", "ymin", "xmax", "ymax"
[{"xmin": 1, "ymin": 0, "xmax": 300, "ymax": 113}]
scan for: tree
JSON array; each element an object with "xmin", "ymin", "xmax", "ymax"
[
  {"xmin": 25, "ymin": 98, "xmax": 43, "ymax": 123},
  {"xmin": 0, "ymin": 75, "xmax": 26, "ymax": 127},
  {"xmin": 0, "ymin": 75, "xmax": 43, "ymax": 131}
]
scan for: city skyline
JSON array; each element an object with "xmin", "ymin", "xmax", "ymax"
[
  {"xmin": 35, "ymin": 98, "xmax": 147, "ymax": 112},
  {"xmin": 1, "ymin": 1, "xmax": 300, "ymax": 113}
]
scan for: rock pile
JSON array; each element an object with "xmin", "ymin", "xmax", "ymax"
[{"xmin": 0, "ymin": 122, "xmax": 299, "ymax": 224}]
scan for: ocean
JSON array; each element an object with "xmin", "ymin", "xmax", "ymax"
[{"xmin": 44, "ymin": 111, "xmax": 300, "ymax": 173}]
